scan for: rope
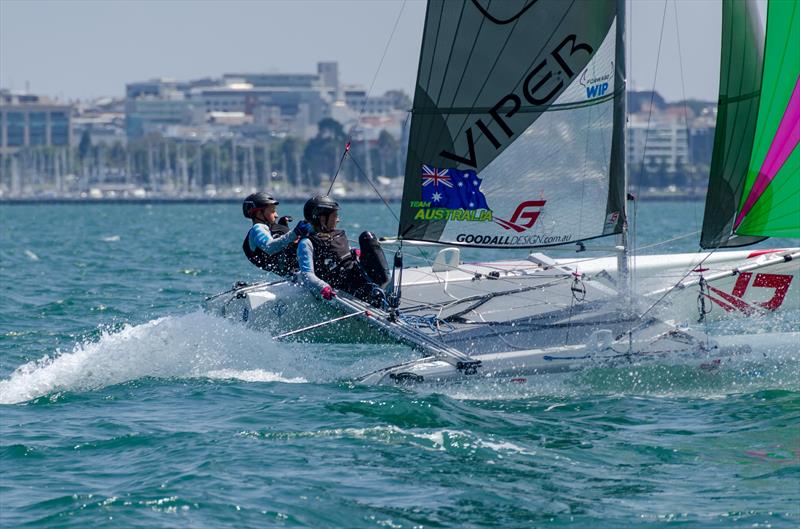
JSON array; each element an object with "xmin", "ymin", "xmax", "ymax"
[
  {"xmin": 326, "ymin": 142, "xmax": 351, "ymax": 195},
  {"xmin": 398, "ymin": 313, "xmax": 455, "ymax": 334},
  {"xmin": 672, "ymin": 0, "xmax": 702, "ymax": 229},
  {"xmin": 355, "ymin": 0, "xmax": 408, "ymax": 118},
  {"xmin": 635, "ymin": 230, "xmax": 700, "ymax": 251},
  {"xmin": 326, "ymin": 0, "xmax": 407, "ymax": 194},
  {"xmin": 633, "ymin": 0, "xmax": 669, "ymax": 246},
  {"xmin": 696, "ymin": 276, "xmax": 712, "ymax": 323},
  {"xmin": 348, "ymin": 154, "xmax": 400, "ymax": 223},
  {"xmin": 204, "ymin": 279, "xmax": 286, "ymax": 301},
  {"xmin": 628, "ymin": 247, "xmax": 719, "ymax": 333},
  {"xmin": 439, "ymin": 276, "xmax": 573, "ymax": 321},
  {"xmin": 273, "ymin": 309, "xmax": 370, "ymax": 339}
]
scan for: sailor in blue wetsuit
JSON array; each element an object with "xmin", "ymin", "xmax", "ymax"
[
  {"xmin": 296, "ymin": 195, "xmax": 389, "ymax": 306},
  {"xmin": 242, "ymin": 192, "xmax": 312, "ymax": 276}
]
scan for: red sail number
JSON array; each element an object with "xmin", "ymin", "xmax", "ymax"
[{"xmin": 706, "ymin": 272, "xmax": 794, "ymax": 314}]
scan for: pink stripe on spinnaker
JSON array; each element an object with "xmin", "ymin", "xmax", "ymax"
[{"xmin": 735, "ymin": 76, "xmax": 800, "ymax": 229}]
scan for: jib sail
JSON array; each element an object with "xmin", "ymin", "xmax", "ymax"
[
  {"xmin": 701, "ymin": 0, "xmax": 799, "ymax": 248},
  {"xmin": 398, "ymin": 0, "xmax": 626, "ymax": 248}
]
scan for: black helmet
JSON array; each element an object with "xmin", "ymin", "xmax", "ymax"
[
  {"xmin": 303, "ymin": 195, "xmax": 339, "ymax": 222},
  {"xmin": 242, "ymin": 192, "xmax": 279, "ymax": 218}
]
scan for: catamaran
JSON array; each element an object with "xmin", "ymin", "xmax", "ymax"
[{"xmin": 206, "ymin": 0, "xmax": 799, "ymax": 384}]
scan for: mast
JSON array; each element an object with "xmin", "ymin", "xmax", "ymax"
[{"xmin": 617, "ymin": 0, "xmax": 630, "ymax": 300}]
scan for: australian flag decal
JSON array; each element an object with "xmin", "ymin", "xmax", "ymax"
[{"xmin": 421, "ymin": 165, "xmax": 489, "ymax": 210}]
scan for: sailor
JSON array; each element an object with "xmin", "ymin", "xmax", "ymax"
[
  {"xmin": 242, "ymin": 192, "xmax": 312, "ymax": 276},
  {"xmin": 297, "ymin": 194, "xmax": 389, "ymax": 306}
]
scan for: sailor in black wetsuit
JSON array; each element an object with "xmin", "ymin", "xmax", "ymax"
[
  {"xmin": 297, "ymin": 195, "xmax": 389, "ymax": 306},
  {"xmin": 242, "ymin": 192, "xmax": 311, "ymax": 276}
]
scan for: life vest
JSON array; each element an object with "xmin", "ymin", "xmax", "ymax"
[
  {"xmin": 242, "ymin": 222, "xmax": 298, "ymax": 276},
  {"xmin": 307, "ymin": 229, "xmax": 356, "ymax": 288}
]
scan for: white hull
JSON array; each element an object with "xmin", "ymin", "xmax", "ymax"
[
  {"xmin": 203, "ymin": 247, "xmax": 799, "ymax": 385},
  {"xmin": 206, "ymin": 248, "xmax": 800, "ymax": 339},
  {"xmin": 204, "ymin": 280, "xmax": 391, "ymax": 343},
  {"xmin": 356, "ymin": 330, "xmax": 800, "ymax": 385}
]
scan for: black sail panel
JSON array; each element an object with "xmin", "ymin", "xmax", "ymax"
[{"xmin": 399, "ymin": 0, "xmax": 624, "ymax": 247}]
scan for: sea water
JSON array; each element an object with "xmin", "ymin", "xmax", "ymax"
[{"xmin": 1, "ymin": 201, "xmax": 798, "ymax": 528}]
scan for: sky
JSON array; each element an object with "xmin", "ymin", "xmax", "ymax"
[{"xmin": 0, "ymin": 0, "xmax": 766, "ymax": 104}]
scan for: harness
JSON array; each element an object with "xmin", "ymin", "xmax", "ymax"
[
  {"xmin": 307, "ymin": 229, "xmax": 356, "ymax": 288},
  {"xmin": 242, "ymin": 222, "xmax": 298, "ymax": 276}
]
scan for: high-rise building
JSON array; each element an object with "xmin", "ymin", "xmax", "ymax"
[
  {"xmin": 0, "ymin": 90, "xmax": 72, "ymax": 155},
  {"xmin": 317, "ymin": 61, "xmax": 340, "ymax": 98},
  {"xmin": 627, "ymin": 114, "xmax": 691, "ymax": 185}
]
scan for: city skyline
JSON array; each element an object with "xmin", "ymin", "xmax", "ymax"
[{"xmin": 1, "ymin": 0, "xmax": 766, "ymax": 104}]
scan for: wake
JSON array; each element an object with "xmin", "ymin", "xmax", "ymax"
[
  {"xmin": 1, "ymin": 309, "xmax": 796, "ymax": 405},
  {"xmin": 0, "ymin": 311, "xmax": 315, "ymax": 405}
]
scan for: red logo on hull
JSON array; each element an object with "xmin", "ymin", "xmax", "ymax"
[
  {"xmin": 495, "ymin": 200, "xmax": 546, "ymax": 232},
  {"xmin": 704, "ymin": 272, "xmax": 793, "ymax": 314}
]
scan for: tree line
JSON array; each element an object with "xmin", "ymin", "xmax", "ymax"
[{"xmin": 0, "ymin": 118, "xmax": 405, "ymax": 195}]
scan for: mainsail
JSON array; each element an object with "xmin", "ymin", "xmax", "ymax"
[
  {"xmin": 398, "ymin": 0, "xmax": 626, "ymax": 248},
  {"xmin": 701, "ymin": 0, "xmax": 800, "ymax": 248}
]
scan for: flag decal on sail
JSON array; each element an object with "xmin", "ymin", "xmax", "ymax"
[
  {"xmin": 421, "ymin": 165, "xmax": 454, "ymax": 189},
  {"xmin": 421, "ymin": 165, "xmax": 488, "ymax": 208},
  {"xmin": 413, "ymin": 165, "xmax": 493, "ymax": 222}
]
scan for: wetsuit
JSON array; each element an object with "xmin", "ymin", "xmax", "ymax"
[{"xmin": 242, "ymin": 222, "xmax": 299, "ymax": 276}]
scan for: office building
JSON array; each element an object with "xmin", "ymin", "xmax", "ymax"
[{"xmin": 0, "ymin": 90, "xmax": 72, "ymax": 155}]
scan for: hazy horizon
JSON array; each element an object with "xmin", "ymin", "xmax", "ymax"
[{"xmin": 1, "ymin": 0, "xmax": 766, "ymax": 104}]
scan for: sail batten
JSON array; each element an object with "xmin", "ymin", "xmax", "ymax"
[{"xmin": 399, "ymin": 0, "xmax": 626, "ymax": 248}]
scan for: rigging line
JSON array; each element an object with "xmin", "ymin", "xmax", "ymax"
[
  {"xmin": 633, "ymin": 0, "xmax": 668, "ymax": 261},
  {"xmin": 402, "ymin": 295, "xmax": 565, "ymax": 316},
  {"xmin": 628, "ymin": 246, "xmax": 720, "ymax": 333},
  {"xmin": 437, "ymin": 276, "xmax": 573, "ymax": 317},
  {"xmin": 672, "ymin": 0, "xmax": 700, "ymax": 231},
  {"xmin": 327, "ymin": 0, "xmax": 407, "ymax": 194},
  {"xmin": 579, "ymin": 71, "xmax": 593, "ymax": 237},
  {"xmin": 326, "ymin": 142, "xmax": 351, "ymax": 195},
  {"xmin": 628, "ymin": 0, "xmax": 633, "ymax": 90},
  {"xmin": 635, "ymin": 229, "xmax": 700, "ymax": 251},
  {"xmin": 454, "ymin": 297, "xmax": 565, "ymax": 317},
  {"xmin": 631, "ymin": 195, "xmax": 638, "ymax": 289},
  {"xmin": 359, "ymin": 0, "xmax": 407, "ymax": 118},
  {"xmin": 347, "ymin": 154, "xmax": 400, "ymax": 223},
  {"xmin": 397, "ymin": 250, "xmax": 622, "ymax": 292},
  {"xmin": 400, "ymin": 274, "xmax": 572, "ymax": 316},
  {"xmin": 397, "ymin": 251, "xmax": 577, "ymax": 292},
  {"xmin": 436, "ymin": 273, "xmax": 569, "ymax": 307},
  {"xmin": 475, "ymin": 311, "xmax": 528, "ymax": 351}
]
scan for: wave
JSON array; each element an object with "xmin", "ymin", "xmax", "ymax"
[
  {"xmin": 1, "ymin": 309, "xmax": 797, "ymax": 405},
  {"xmin": 0, "ymin": 311, "xmax": 311, "ymax": 405},
  {"xmin": 239, "ymin": 425, "xmax": 537, "ymax": 456}
]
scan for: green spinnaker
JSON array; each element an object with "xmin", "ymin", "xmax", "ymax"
[
  {"xmin": 735, "ymin": 0, "xmax": 800, "ymax": 238},
  {"xmin": 700, "ymin": 0, "xmax": 766, "ymax": 249}
]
